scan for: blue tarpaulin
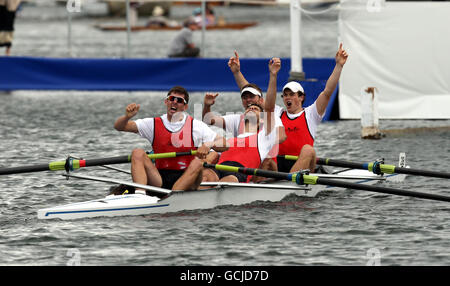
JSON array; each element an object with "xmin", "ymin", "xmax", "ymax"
[{"xmin": 0, "ymin": 57, "xmax": 338, "ymax": 120}]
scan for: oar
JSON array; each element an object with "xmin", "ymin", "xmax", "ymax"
[
  {"xmin": 0, "ymin": 151, "xmax": 197, "ymax": 176},
  {"xmin": 203, "ymin": 163, "xmax": 450, "ymax": 203},
  {"xmin": 278, "ymin": 155, "xmax": 450, "ymax": 179},
  {"xmin": 63, "ymin": 173, "xmax": 171, "ymax": 196}
]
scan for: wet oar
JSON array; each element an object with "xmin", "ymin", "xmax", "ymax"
[
  {"xmin": 277, "ymin": 155, "xmax": 450, "ymax": 179},
  {"xmin": 0, "ymin": 151, "xmax": 197, "ymax": 176},
  {"xmin": 203, "ymin": 163, "xmax": 450, "ymax": 203}
]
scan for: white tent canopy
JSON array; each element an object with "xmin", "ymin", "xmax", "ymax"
[{"xmin": 339, "ymin": 1, "xmax": 450, "ymax": 119}]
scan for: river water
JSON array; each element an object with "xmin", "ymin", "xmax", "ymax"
[
  {"xmin": 0, "ymin": 90, "xmax": 449, "ymax": 267},
  {"xmin": 0, "ymin": 1, "xmax": 449, "ymax": 268}
]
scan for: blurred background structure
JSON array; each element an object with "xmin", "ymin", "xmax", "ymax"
[{"xmin": 1, "ymin": 0, "xmax": 450, "ymax": 120}]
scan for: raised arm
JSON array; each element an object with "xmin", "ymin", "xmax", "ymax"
[
  {"xmin": 202, "ymin": 92, "xmax": 227, "ymax": 130},
  {"xmin": 114, "ymin": 103, "xmax": 139, "ymax": 133},
  {"xmin": 264, "ymin": 57, "xmax": 281, "ymax": 136},
  {"xmin": 316, "ymin": 43, "xmax": 348, "ymax": 116},
  {"xmin": 228, "ymin": 51, "xmax": 249, "ymax": 90}
]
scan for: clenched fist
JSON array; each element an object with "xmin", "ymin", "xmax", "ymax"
[{"xmin": 125, "ymin": 103, "xmax": 140, "ymax": 119}]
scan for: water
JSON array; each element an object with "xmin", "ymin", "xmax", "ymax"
[
  {"xmin": 0, "ymin": 91, "xmax": 449, "ymax": 267},
  {"xmin": 12, "ymin": 1, "xmax": 339, "ymax": 58},
  {"xmin": 1, "ymin": 2, "xmax": 450, "ymax": 267}
]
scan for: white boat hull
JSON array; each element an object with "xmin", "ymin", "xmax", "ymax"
[
  {"xmin": 37, "ymin": 170, "xmax": 405, "ymax": 220},
  {"xmin": 37, "ymin": 182, "xmax": 313, "ymax": 220}
]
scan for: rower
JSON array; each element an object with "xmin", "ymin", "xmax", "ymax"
[
  {"xmin": 202, "ymin": 50, "xmax": 285, "ymax": 142},
  {"xmin": 278, "ymin": 44, "xmax": 348, "ymax": 172},
  {"xmin": 202, "ymin": 59, "xmax": 285, "ymax": 173},
  {"xmin": 202, "ymin": 58, "xmax": 286, "ymax": 183},
  {"xmin": 114, "ymin": 86, "xmax": 227, "ymax": 195},
  {"xmin": 226, "ymin": 45, "xmax": 349, "ymax": 173},
  {"xmin": 202, "ymin": 83, "xmax": 264, "ymax": 137}
]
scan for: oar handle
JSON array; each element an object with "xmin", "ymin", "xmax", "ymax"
[
  {"xmin": 147, "ymin": 150, "xmax": 197, "ymax": 160},
  {"xmin": 69, "ymin": 151, "xmax": 198, "ymax": 171},
  {"xmin": 316, "ymin": 157, "xmax": 363, "ymax": 169},
  {"xmin": 203, "ymin": 163, "xmax": 291, "ymax": 181}
]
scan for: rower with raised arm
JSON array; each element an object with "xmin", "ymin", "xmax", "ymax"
[
  {"xmin": 202, "ymin": 83, "xmax": 265, "ymax": 137},
  {"xmin": 227, "ymin": 45, "xmax": 349, "ymax": 173},
  {"xmin": 202, "ymin": 53, "xmax": 286, "ymax": 174},
  {"xmin": 114, "ymin": 86, "xmax": 227, "ymax": 195},
  {"xmin": 277, "ymin": 43, "xmax": 348, "ymax": 173},
  {"xmin": 202, "ymin": 58, "xmax": 286, "ymax": 183},
  {"xmin": 202, "ymin": 51, "xmax": 284, "ymax": 137}
]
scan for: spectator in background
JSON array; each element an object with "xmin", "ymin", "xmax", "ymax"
[
  {"xmin": 193, "ymin": 5, "xmax": 216, "ymax": 27},
  {"xmin": 168, "ymin": 17, "xmax": 200, "ymax": 58},
  {"xmin": 147, "ymin": 5, "xmax": 178, "ymax": 28},
  {"xmin": 0, "ymin": 0, "xmax": 21, "ymax": 56}
]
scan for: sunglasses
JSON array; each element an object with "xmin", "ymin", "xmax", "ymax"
[{"xmin": 166, "ymin": 95, "xmax": 187, "ymax": 104}]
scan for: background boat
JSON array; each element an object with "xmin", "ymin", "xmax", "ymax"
[
  {"xmin": 105, "ymin": 1, "xmax": 171, "ymax": 17},
  {"xmin": 95, "ymin": 21, "xmax": 258, "ymax": 31}
]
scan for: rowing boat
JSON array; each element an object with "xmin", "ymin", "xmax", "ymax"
[
  {"xmin": 37, "ymin": 168, "xmax": 404, "ymax": 220},
  {"xmin": 1, "ymin": 151, "xmax": 446, "ymax": 220}
]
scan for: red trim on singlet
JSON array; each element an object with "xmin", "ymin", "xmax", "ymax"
[
  {"xmin": 278, "ymin": 110, "xmax": 314, "ymax": 156},
  {"xmin": 152, "ymin": 115, "xmax": 196, "ymax": 170},
  {"xmin": 218, "ymin": 133, "xmax": 261, "ymax": 182}
]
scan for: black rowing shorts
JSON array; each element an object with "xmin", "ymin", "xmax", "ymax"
[
  {"xmin": 214, "ymin": 161, "xmax": 248, "ymax": 183},
  {"xmin": 277, "ymin": 157, "xmax": 295, "ymax": 173},
  {"xmin": 159, "ymin": 169, "xmax": 184, "ymax": 190}
]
